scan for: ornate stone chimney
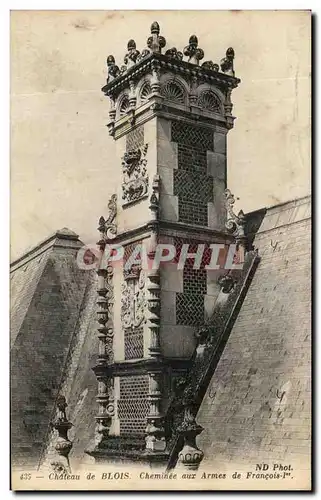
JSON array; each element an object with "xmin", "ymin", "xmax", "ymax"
[{"xmin": 87, "ymin": 21, "xmax": 240, "ymax": 466}]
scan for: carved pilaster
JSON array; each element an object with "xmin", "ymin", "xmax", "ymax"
[
  {"xmin": 51, "ymin": 395, "xmax": 73, "ymax": 474},
  {"xmin": 150, "ymin": 62, "xmax": 161, "ymax": 96},
  {"xmin": 107, "ymin": 97, "xmax": 116, "ymax": 137},
  {"xmin": 94, "ymin": 374, "xmax": 113, "ymax": 447},
  {"xmin": 93, "ymin": 195, "xmax": 117, "ymax": 448},
  {"xmin": 224, "ymin": 88, "xmax": 235, "ymax": 129},
  {"xmin": 189, "ymin": 75, "xmax": 198, "ymax": 106},
  {"xmin": 145, "ymin": 175, "xmax": 165, "ymax": 452},
  {"xmin": 145, "ymin": 372, "xmax": 166, "ymax": 452},
  {"xmin": 147, "ymin": 175, "xmax": 161, "ymax": 359}
]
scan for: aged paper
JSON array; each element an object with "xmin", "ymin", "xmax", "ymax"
[{"xmin": 10, "ymin": 10, "xmax": 311, "ymax": 491}]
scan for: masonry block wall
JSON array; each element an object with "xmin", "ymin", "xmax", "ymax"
[
  {"xmin": 10, "ymin": 230, "xmax": 94, "ymax": 468},
  {"xmin": 157, "ymin": 118, "xmax": 227, "ymax": 229},
  {"xmin": 157, "ymin": 117, "xmax": 229, "ymax": 358},
  {"xmin": 197, "ymin": 196, "xmax": 311, "ymax": 473}
]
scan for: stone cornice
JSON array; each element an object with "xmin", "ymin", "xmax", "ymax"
[
  {"xmin": 104, "ymin": 219, "xmax": 235, "ymax": 247},
  {"xmin": 93, "ymin": 357, "xmax": 191, "ymax": 378},
  {"xmin": 112, "ymin": 98, "xmax": 228, "ymax": 140},
  {"xmin": 102, "ymin": 52, "xmax": 240, "ymax": 99}
]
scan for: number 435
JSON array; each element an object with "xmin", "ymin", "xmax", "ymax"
[{"xmin": 20, "ymin": 473, "xmax": 31, "ymax": 480}]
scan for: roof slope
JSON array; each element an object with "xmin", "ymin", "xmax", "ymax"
[
  {"xmin": 10, "ymin": 229, "xmax": 95, "ymax": 468},
  {"xmin": 197, "ymin": 196, "xmax": 311, "ymax": 472}
]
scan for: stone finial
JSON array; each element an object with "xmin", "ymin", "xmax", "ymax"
[
  {"xmin": 224, "ymin": 188, "xmax": 246, "ymax": 262},
  {"xmin": 51, "ymin": 395, "xmax": 73, "ymax": 473},
  {"xmin": 201, "ymin": 60, "xmax": 219, "ymax": 72},
  {"xmin": 147, "ymin": 21, "xmax": 166, "ymax": 54},
  {"xmin": 183, "ymin": 35, "xmax": 204, "ymax": 65},
  {"xmin": 150, "ymin": 21, "xmax": 160, "ymax": 34},
  {"xmin": 218, "ymin": 273, "xmax": 236, "ymax": 293},
  {"xmin": 177, "ymin": 388, "xmax": 204, "ymax": 470},
  {"xmin": 220, "ymin": 47, "xmax": 235, "ymax": 77},
  {"xmin": 224, "ymin": 189, "xmax": 245, "ymax": 239},
  {"xmin": 106, "ymin": 55, "xmax": 120, "ymax": 83},
  {"xmin": 165, "ymin": 47, "xmax": 183, "ymax": 61},
  {"xmin": 124, "ymin": 39, "xmax": 140, "ymax": 68}
]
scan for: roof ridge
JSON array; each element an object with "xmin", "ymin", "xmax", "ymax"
[{"xmin": 10, "ymin": 228, "xmax": 82, "ymax": 269}]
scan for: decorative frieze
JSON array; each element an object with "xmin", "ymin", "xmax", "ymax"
[{"xmin": 122, "ymin": 143, "xmax": 149, "ymax": 206}]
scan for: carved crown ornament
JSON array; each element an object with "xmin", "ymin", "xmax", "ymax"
[{"xmin": 102, "ymin": 21, "xmax": 240, "ymax": 134}]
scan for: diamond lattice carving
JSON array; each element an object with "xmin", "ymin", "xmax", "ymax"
[
  {"xmin": 174, "ymin": 170, "xmax": 213, "ymax": 202},
  {"xmin": 176, "ymin": 293, "xmax": 204, "ymax": 326},
  {"xmin": 171, "ymin": 121, "xmax": 213, "ymax": 150},
  {"xmin": 124, "ymin": 327, "xmax": 144, "ymax": 360},
  {"xmin": 126, "ymin": 126, "xmax": 144, "ymax": 151},
  {"xmin": 118, "ymin": 375, "xmax": 149, "ymax": 435}
]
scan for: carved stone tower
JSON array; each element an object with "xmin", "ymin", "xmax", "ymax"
[{"xmin": 87, "ymin": 21, "xmax": 240, "ymax": 465}]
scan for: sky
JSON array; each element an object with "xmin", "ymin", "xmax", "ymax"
[{"xmin": 10, "ymin": 10, "xmax": 311, "ymax": 260}]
